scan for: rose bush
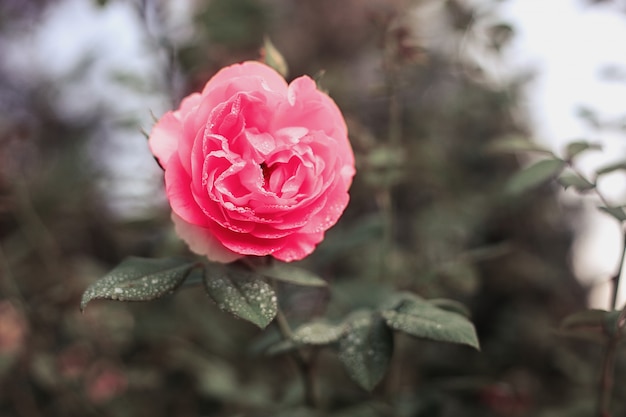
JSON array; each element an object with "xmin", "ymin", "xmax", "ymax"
[{"xmin": 149, "ymin": 61, "xmax": 355, "ymax": 263}]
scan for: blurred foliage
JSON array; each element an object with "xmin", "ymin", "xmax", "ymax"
[{"xmin": 1, "ymin": 0, "xmax": 624, "ymax": 416}]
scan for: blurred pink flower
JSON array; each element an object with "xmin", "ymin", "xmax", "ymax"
[
  {"xmin": 0, "ymin": 299, "xmax": 27, "ymax": 355},
  {"xmin": 57, "ymin": 343, "xmax": 92, "ymax": 380},
  {"xmin": 149, "ymin": 61, "xmax": 355, "ymax": 262},
  {"xmin": 86, "ymin": 362, "xmax": 128, "ymax": 404}
]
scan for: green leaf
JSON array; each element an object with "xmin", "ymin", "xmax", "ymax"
[
  {"xmin": 488, "ymin": 23, "xmax": 514, "ymax": 51},
  {"xmin": 291, "ymin": 320, "xmax": 346, "ymax": 345},
  {"xmin": 429, "ymin": 298, "xmax": 471, "ymax": 318},
  {"xmin": 313, "ymin": 69, "xmax": 327, "ymax": 90},
  {"xmin": 338, "ymin": 312, "xmax": 393, "ymax": 391},
  {"xmin": 363, "ymin": 145, "xmax": 407, "ymax": 188},
  {"xmin": 598, "ymin": 206, "xmax": 626, "ymax": 222},
  {"xmin": 560, "ymin": 309, "xmax": 608, "ymax": 330},
  {"xmin": 367, "ymin": 146, "xmax": 406, "ymax": 169},
  {"xmin": 265, "ymin": 339, "xmax": 298, "ymax": 356},
  {"xmin": 330, "ymin": 403, "xmax": 386, "ymax": 417},
  {"xmin": 437, "ymin": 261, "xmax": 479, "ymax": 295},
  {"xmin": 596, "ymin": 161, "xmax": 626, "ymax": 176},
  {"xmin": 558, "ymin": 309, "xmax": 611, "ymax": 343},
  {"xmin": 604, "ymin": 310, "xmax": 626, "ymax": 338},
  {"xmin": 553, "ymin": 328, "xmax": 608, "ymax": 344},
  {"xmin": 565, "ymin": 140, "xmax": 602, "ymax": 160},
  {"xmin": 203, "ymin": 265, "xmax": 277, "ymax": 329},
  {"xmin": 381, "ymin": 297, "xmax": 480, "ymax": 349},
  {"xmin": 487, "ymin": 136, "xmax": 553, "ymax": 155},
  {"xmin": 81, "ymin": 257, "xmax": 200, "ymax": 311},
  {"xmin": 505, "ymin": 158, "xmax": 566, "ymax": 195},
  {"xmin": 262, "ymin": 36, "xmax": 288, "ymax": 78},
  {"xmin": 557, "ymin": 172, "xmax": 596, "ymax": 192},
  {"xmin": 380, "ymin": 291, "xmax": 424, "ymax": 311},
  {"xmin": 260, "ymin": 264, "xmax": 327, "ymax": 287}
]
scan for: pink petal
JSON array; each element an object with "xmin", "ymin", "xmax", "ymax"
[
  {"xmin": 164, "ymin": 155, "xmax": 210, "ymax": 226},
  {"xmin": 209, "ymin": 224, "xmax": 287, "ymax": 257},
  {"xmin": 273, "ymin": 231, "xmax": 325, "ymax": 262},
  {"xmin": 171, "ymin": 212, "xmax": 241, "ymax": 263},
  {"xmin": 202, "ymin": 61, "xmax": 288, "ymax": 96},
  {"xmin": 149, "ymin": 93, "xmax": 202, "ymax": 169},
  {"xmin": 275, "ymin": 76, "xmax": 355, "ymax": 186},
  {"xmin": 149, "ymin": 111, "xmax": 182, "ymax": 169},
  {"xmin": 300, "ymin": 180, "xmax": 350, "ymax": 234}
]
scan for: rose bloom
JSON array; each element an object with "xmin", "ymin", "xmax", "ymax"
[{"xmin": 150, "ymin": 61, "xmax": 355, "ymax": 262}]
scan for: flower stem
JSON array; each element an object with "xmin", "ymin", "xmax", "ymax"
[
  {"xmin": 597, "ymin": 306, "xmax": 626, "ymax": 417},
  {"xmin": 566, "ymin": 165, "xmax": 626, "ymax": 417},
  {"xmin": 610, "ymin": 228, "xmax": 626, "ymax": 311},
  {"xmin": 597, "ymin": 234, "xmax": 626, "ymax": 417},
  {"xmin": 275, "ymin": 306, "xmax": 319, "ymax": 408},
  {"xmin": 598, "ymin": 335, "xmax": 619, "ymax": 417},
  {"xmin": 377, "ymin": 24, "xmax": 403, "ymax": 279},
  {"xmin": 568, "ymin": 164, "xmax": 625, "ymax": 310}
]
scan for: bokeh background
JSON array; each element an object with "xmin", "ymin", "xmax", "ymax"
[{"xmin": 0, "ymin": 0, "xmax": 625, "ymax": 416}]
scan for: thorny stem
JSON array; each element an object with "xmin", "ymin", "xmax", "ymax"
[
  {"xmin": 610, "ymin": 229, "xmax": 626, "ymax": 312},
  {"xmin": 0, "ymin": 244, "xmax": 28, "ymax": 314},
  {"xmin": 565, "ymin": 163, "xmax": 626, "ymax": 417},
  {"xmin": 597, "ymin": 228, "xmax": 626, "ymax": 417},
  {"xmin": 13, "ymin": 180, "xmax": 63, "ymax": 278},
  {"xmin": 377, "ymin": 23, "xmax": 403, "ymax": 279},
  {"xmin": 274, "ymin": 300, "xmax": 319, "ymax": 408},
  {"xmin": 376, "ymin": 190, "xmax": 395, "ymax": 277},
  {"xmin": 597, "ymin": 307, "xmax": 626, "ymax": 417},
  {"xmin": 568, "ymin": 163, "xmax": 624, "ymax": 309},
  {"xmin": 598, "ymin": 334, "xmax": 620, "ymax": 417},
  {"xmin": 242, "ymin": 261, "xmax": 319, "ymax": 406},
  {"xmin": 568, "ymin": 164, "xmax": 612, "ymax": 208},
  {"xmin": 135, "ymin": 0, "xmax": 180, "ymax": 108}
]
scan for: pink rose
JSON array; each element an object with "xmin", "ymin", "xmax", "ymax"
[{"xmin": 149, "ymin": 61, "xmax": 355, "ymax": 263}]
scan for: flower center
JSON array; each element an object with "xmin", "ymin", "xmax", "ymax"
[{"xmin": 260, "ymin": 162, "xmax": 274, "ymax": 188}]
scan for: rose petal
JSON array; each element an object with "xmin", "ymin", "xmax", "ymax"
[
  {"xmin": 171, "ymin": 213, "xmax": 241, "ymax": 263},
  {"xmin": 209, "ymin": 224, "xmax": 288, "ymax": 257},
  {"xmin": 273, "ymin": 231, "xmax": 324, "ymax": 262},
  {"xmin": 165, "ymin": 155, "xmax": 210, "ymax": 226},
  {"xmin": 149, "ymin": 93, "xmax": 202, "ymax": 169},
  {"xmin": 149, "ymin": 111, "xmax": 182, "ymax": 169},
  {"xmin": 203, "ymin": 61, "xmax": 289, "ymax": 96}
]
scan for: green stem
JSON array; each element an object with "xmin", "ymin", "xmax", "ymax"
[
  {"xmin": 598, "ymin": 335, "xmax": 619, "ymax": 417},
  {"xmin": 275, "ymin": 307, "xmax": 295, "ymax": 340},
  {"xmin": 566, "ymin": 166, "xmax": 626, "ymax": 417},
  {"xmin": 596, "ymin": 214, "xmax": 626, "ymax": 417},
  {"xmin": 387, "ymin": 77, "xmax": 402, "ymax": 146},
  {"xmin": 377, "ymin": 26, "xmax": 402, "ymax": 279},
  {"xmin": 377, "ymin": 190, "xmax": 395, "ymax": 278},
  {"xmin": 180, "ymin": 263, "xmax": 207, "ymax": 288},
  {"xmin": 275, "ymin": 305, "xmax": 318, "ymax": 408},
  {"xmin": 569, "ymin": 164, "xmax": 625, "ymax": 310},
  {"xmin": 0, "ymin": 244, "xmax": 28, "ymax": 313},
  {"xmin": 610, "ymin": 228, "xmax": 626, "ymax": 311},
  {"xmin": 13, "ymin": 180, "xmax": 62, "ymax": 278},
  {"xmin": 597, "ymin": 306, "xmax": 626, "ymax": 417}
]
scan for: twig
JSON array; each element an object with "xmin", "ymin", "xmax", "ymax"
[
  {"xmin": 274, "ymin": 295, "xmax": 319, "ymax": 408},
  {"xmin": 376, "ymin": 21, "xmax": 403, "ymax": 279},
  {"xmin": 0, "ymin": 243, "xmax": 29, "ymax": 313},
  {"xmin": 565, "ymin": 160, "xmax": 626, "ymax": 417},
  {"xmin": 598, "ymin": 335, "xmax": 619, "ymax": 417},
  {"xmin": 596, "ymin": 226, "xmax": 626, "ymax": 417},
  {"xmin": 568, "ymin": 163, "xmax": 624, "ymax": 309},
  {"xmin": 597, "ymin": 307, "xmax": 626, "ymax": 417},
  {"xmin": 13, "ymin": 180, "xmax": 63, "ymax": 278},
  {"xmin": 610, "ymin": 228, "xmax": 626, "ymax": 311}
]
